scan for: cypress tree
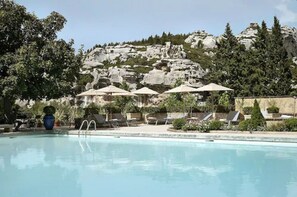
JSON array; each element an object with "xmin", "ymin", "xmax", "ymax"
[
  {"xmin": 248, "ymin": 21, "xmax": 270, "ymax": 96},
  {"xmin": 269, "ymin": 16, "xmax": 292, "ymax": 95},
  {"xmin": 250, "ymin": 99, "xmax": 266, "ymax": 129},
  {"xmin": 207, "ymin": 23, "xmax": 247, "ymax": 96},
  {"xmin": 249, "ymin": 17, "xmax": 292, "ymax": 96}
]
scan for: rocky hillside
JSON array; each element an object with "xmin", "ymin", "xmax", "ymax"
[{"xmin": 82, "ymin": 23, "xmax": 297, "ymax": 91}]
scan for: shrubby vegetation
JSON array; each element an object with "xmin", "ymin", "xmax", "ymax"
[{"xmin": 172, "ymin": 118, "xmax": 187, "ymax": 130}]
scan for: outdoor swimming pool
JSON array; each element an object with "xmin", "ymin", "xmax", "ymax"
[{"xmin": 0, "ymin": 135, "xmax": 297, "ymax": 197}]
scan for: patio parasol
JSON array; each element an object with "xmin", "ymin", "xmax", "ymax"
[
  {"xmin": 76, "ymin": 89, "xmax": 106, "ymax": 107},
  {"xmin": 95, "ymin": 85, "xmax": 131, "ymax": 120},
  {"xmin": 164, "ymin": 84, "xmax": 199, "ymax": 94},
  {"xmin": 164, "ymin": 84, "xmax": 199, "ymax": 115},
  {"xmin": 132, "ymin": 87, "xmax": 159, "ymax": 107},
  {"xmin": 196, "ymin": 83, "xmax": 233, "ymax": 114},
  {"xmin": 195, "ymin": 83, "xmax": 233, "ymax": 92},
  {"xmin": 76, "ymin": 89, "xmax": 106, "ymax": 97}
]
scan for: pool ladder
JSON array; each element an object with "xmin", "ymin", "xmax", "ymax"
[{"xmin": 78, "ymin": 120, "xmax": 96, "ymax": 136}]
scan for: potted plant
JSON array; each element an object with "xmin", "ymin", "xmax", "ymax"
[
  {"xmin": 243, "ymin": 106, "xmax": 253, "ymax": 120},
  {"xmin": 267, "ymin": 106, "xmax": 280, "ymax": 118},
  {"xmin": 43, "ymin": 106, "xmax": 56, "ymax": 130}
]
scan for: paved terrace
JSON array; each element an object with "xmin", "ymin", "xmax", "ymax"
[
  {"xmin": 2, "ymin": 124, "xmax": 297, "ymax": 144},
  {"xmin": 67, "ymin": 124, "xmax": 297, "ymax": 144}
]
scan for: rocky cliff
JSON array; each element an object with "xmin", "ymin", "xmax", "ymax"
[{"xmin": 82, "ymin": 23, "xmax": 297, "ymax": 90}]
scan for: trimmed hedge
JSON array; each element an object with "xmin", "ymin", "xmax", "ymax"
[
  {"xmin": 208, "ymin": 120, "xmax": 223, "ymax": 130},
  {"xmin": 172, "ymin": 118, "xmax": 186, "ymax": 130}
]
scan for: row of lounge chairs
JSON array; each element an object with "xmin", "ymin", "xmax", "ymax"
[
  {"xmin": 86, "ymin": 113, "xmax": 137, "ymax": 128},
  {"xmin": 146, "ymin": 111, "xmax": 241, "ymax": 125}
]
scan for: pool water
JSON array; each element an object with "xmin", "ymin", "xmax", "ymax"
[{"xmin": 0, "ymin": 135, "xmax": 297, "ymax": 197}]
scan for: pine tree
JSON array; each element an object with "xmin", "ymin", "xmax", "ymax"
[{"xmin": 207, "ymin": 23, "xmax": 247, "ymax": 96}]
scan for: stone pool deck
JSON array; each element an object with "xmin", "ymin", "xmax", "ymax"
[
  {"xmin": 67, "ymin": 124, "xmax": 297, "ymax": 144},
  {"xmin": 2, "ymin": 124, "xmax": 297, "ymax": 143}
]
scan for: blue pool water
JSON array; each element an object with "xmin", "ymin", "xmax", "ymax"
[{"xmin": 0, "ymin": 135, "xmax": 297, "ymax": 197}]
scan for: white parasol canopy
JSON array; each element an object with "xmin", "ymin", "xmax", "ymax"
[
  {"xmin": 94, "ymin": 85, "xmax": 131, "ymax": 120},
  {"xmin": 196, "ymin": 83, "xmax": 233, "ymax": 92},
  {"xmin": 112, "ymin": 92, "xmax": 137, "ymax": 96},
  {"xmin": 76, "ymin": 89, "xmax": 106, "ymax": 97},
  {"xmin": 196, "ymin": 83, "xmax": 233, "ymax": 115},
  {"xmin": 164, "ymin": 84, "xmax": 199, "ymax": 94},
  {"xmin": 132, "ymin": 87, "xmax": 159, "ymax": 107},
  {"xmin": 95, "ymin": 85, "xmax": 129, "ymax": 94},
  {"xmin": 133, "ymin": 87, "xmax": 159, "ymax": 95}
]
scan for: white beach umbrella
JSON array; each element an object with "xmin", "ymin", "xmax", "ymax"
[
  {"xmin": 76, "ymin": 89, "xmax": 106, "ymax": 97},
  {"xmin": 132, "ymin": 87, "xmax": 159, "ymax": 107},
  {"xmin": 133, "ymin": 87, "xmax": 159, "ymax": 95},
  {"xmin": 164, "ymin": 84, "xmax": 199, "ymax": 94},
  {"xmin": 164, "ymin": 84, "xmax": 199, "ymax": 115},
  {"xmin": 196, "ymin": 83, "xmax": 233, "ymax": 114},
  {"xmin": 95, "ymin": 85, "xmax": 131, "ymax": 120},
  {"xmin": 112, "ymin": 92, "xmax": 137, "ymax": 96},
  {"xmin": 95, "ymin": 85, "xmax": 129, "ymax": 94},
  {"xmin": 196, "ymin": 83, "xmax": 233, "ymax": 92},
  {"xmin": 76, "ymin": 89, "xmax": 106, "ymax": 107}
]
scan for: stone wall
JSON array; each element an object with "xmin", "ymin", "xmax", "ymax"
[{"xmin": 235, "ymin": 96, "xmax": 297, "ymax": 115}]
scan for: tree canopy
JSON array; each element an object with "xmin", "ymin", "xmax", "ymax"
[
  {"xmin": 0, "ymin": 0, "xmax": 83, "ymax": 101},
  {"xmin": 207, "ymin": 17, "xmax": 295, "ymax": 97}
]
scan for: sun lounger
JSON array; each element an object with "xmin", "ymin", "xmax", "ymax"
[
  {"xmin": 225, "ymin": 111, "xmax": 240, "ymax": 126},
  {"xmin": 280, "ymin": 114, "xmax": 293, "ymax": 119},
  {"xmin": 88, "ymin": 114, "xmax": 112, "ymax": 128},
  {"xmin": 0, "ymin": 124, "xmax": 14, "ymax": 132},
  {"xmin": 146, "ymin": 116, "xmax": 158, "ymax": 125},
  {"xmin": 188, "ymin": 112, "xmax": 213, "ymax": 123},
  {"xmin": 145, "ymin": 113, "xmax": 167, "ymax": 125},
  {"xmin": 112, "ymin": 113, "xmax": 137, "ymax": 127},
  {"xmin": 164, "ymin": 113, "xmax": 188, "ymax": 125}
]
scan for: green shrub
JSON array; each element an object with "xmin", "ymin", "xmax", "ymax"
[
  {"xmin": 191, "ymin": 106, "xmax": 207, "ymax": 113},
  {"xmin": 197, "ymin": 122, "xmax": 210, "ymax": 133},
  {"xmin": 208, "ymin": 120, "xmax": 223, "ymax": 130},
  {"xmin": 172, "ymin": 118, "xmax": 187, "ymax": 130},
  {"xmin": 284, "ymin": 118, "xmax": 297, "ymax": 131},
  {"xmin": 84, "ymin": 107, "xmax": 99, "ymax": 117},
  {"xmin": 250, "ymin": 100, "xmax": 266, "ymax": 129},
  {"xmin": 133, "ymin": 66, "xmax": 153, "ymax": 74},
  {"xmin": 43, "ymin": 106, "xmax": 56, "ymax": 115},
  {"xmin": 243, "ymin": 106, "xmax": 253, "ymax": 115},
  {"xmin": 182, "ymin": 123, "xmax": 198, "ymax": 131},
  {"xmin": 238, "ymin": 119, "xmax": 252, "ymax": 131},
  {"xmin": 103, "ymin": 103, "xmax": 121, "ymax": 113},
  {"xmin": 141, "ymin": 107, "xmax": 159, "ymax": 114},
  {"xmin": 215, "ymin": 105, "xmax": 229, "ymax": 113},
  {"xmin": 267, "ymin": 106, "xmax": 279, "ymax": 113},
  {"xmin": 124, "ymin": 102, "xmax": 140, "ymax": 113},
  {"xmin": 157, "ymin": 106, "xmax": 167, "ymax": 113},
  {"xmin": 266, "ymin": 123, "xmax": 286, "ymax": 131}
]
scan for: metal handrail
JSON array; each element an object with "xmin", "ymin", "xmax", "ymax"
[
  {"xmin": 78, "ymin": 120, "xmax": 89, "ymax": 136},
  {"xmin": 86, "ymin": 120, "xmax": 96, "ymax": 135},
  {"xmin": 78, "ymin": 119, "xmax": 96, "ymax": 136}
]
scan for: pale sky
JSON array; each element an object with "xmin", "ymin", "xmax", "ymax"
[{"xmin": 15, "ymin": 0, "xmax": 297, "ymax": 51}]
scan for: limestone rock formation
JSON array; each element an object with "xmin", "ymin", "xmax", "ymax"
[
  {"xmin": 83, "ymin": 41, "xmax": 206, "ymax": 89},
  {"xmin": 236, "ymin": 23, "xmax": 258, "ymax": 49},
  {"xmin": 82, "ymin": 23, "xmax": 297, "ymax": 90},
  {"xmin": 184, "ymin": 30, "xmax": 217, "ymax": 49}
]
